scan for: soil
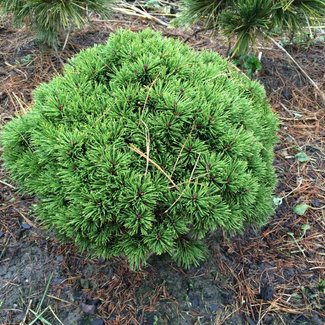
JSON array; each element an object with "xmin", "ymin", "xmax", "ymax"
[{"xmin": 0, "ymin": 7, "xmax": 324, "ymax": 325}]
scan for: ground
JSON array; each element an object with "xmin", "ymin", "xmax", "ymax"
[{"xmin": 0, "ymin": 4, "xmax": 324, "ymax": 325}]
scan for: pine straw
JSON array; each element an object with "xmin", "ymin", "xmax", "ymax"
[
  {"xmin": 0, "ymin": 11, "xmax": 324, "ymax": 324},
  {"xmin": 214, "ymin": 44, "xmax": 325, "ymax": 322}
]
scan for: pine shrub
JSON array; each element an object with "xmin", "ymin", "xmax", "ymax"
[
  {"xmin": 0, "ymin": 0, "xmax": 115, "ymax": 47},
  {"xmin": 181, "ymin": 0, "xmax": 325, "ymax": 56},
  {"xmin": 1, "ymin": 29, "xmax": 278, "ymax": 269}
]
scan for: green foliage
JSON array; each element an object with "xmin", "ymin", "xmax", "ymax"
[
  {"xmin": 293, "ymin": 203, "xmax": 309, "ymax": 216},
  {"xmin": 0, "ymin": 0, "xmax": 115, "ymax": 47},
  {"xmin": 180, "ymin": 0, "xmax": 233, "ymax": 28},
  {"xmin": 220, "ymin": 0, "xmax": 274, "ymax": 56},
  {"xmin": 233, "ymin": 54, "xmax": 263, "ymax": 78},
  {"xmin": 181, "ymin": 0, "xmax": 325, "ymax": 56},
  {"xmin": 1, "ymin": 29, "xmax": 278, "ymax": 269},
  {"xmin": 295, "ymin": 151, "xmax": 310, "ymax": 162},
  {"xmin": 271, "ymin": 0, "xmax": 325, "ymax": 32},
  {"xmin": 318, "ymin": 279, "xmax": 325, "ymax": 293}
]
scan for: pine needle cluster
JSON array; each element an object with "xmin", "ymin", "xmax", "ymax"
[
  {"xmin": 1, "ymin": 29, "xmax": 278, "ymax": 269},
  {"xmin": 181, "ymin": 0, "xmax": 325, "ymax": 56},
  {"xmin": 0, "ymin": 0, "xmax": 115, "ymax": 47}
]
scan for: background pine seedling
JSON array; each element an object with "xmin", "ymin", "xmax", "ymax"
[
  {"xmin": 1, "ymin": 29, "xmax": 278, "ymax": 269},
  {"xmin": 0, "ymin": 0, "xmax": 116, "ymax": 47},
  {"xmin": 181, "ymin": 0, "xmax": 325, "ymax": 56}
]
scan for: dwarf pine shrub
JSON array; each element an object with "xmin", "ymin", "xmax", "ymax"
[{"xmin": 1, "ymin": 29, "xmax": 278, "ymax": 269}]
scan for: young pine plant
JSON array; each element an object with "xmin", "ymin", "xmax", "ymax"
[
  {"xmin": 1, "ymin": 29, "xmax": 278, "ymax": 269},
  {"xmin": 0, "ymin": 0, "xmax": 115, "ymax": 47},
  {"xmin": 181, "ymin": 0, "xmax": 325, "ymax": 56}
]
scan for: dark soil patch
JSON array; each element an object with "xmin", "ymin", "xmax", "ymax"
[{"xmin": 1, "ymin": 9, "xmax": 324, "ymax": 325}]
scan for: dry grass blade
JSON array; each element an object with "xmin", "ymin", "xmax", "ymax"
[
  {"xmin": 36, "ymin": 273, "xmax": 54, "ymax": 314},
  {"xmin": 21, "ymin": 299, "xmax": 32, "ymax": 324},
  {"xmin": 49, "ymin": 306, "xmax": 64, "ymax": 325},
  {"xmin": 28, "ymin": 307, "xmax": 51, "ymax": 325},
  {"xmin": 129, "ymin": 144, "xmax": 179, "ymax": 190},
  {"xmin": 138, "ymin": 74, "xmax": 160, "ymax": 175},
  {"xmin": 0, "ymin": 179, "xmax": 16, "ymax": 189},
  {"xmin": 164, "ymin": 153, "xmax": 201, "ymax": 214}
]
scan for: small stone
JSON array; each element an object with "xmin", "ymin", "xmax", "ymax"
[
  {"xmin": 81, "ymin": 302, "xmax": 96, "ymax": 314},
  {"xmin": 260, "ymin": 283, "xmax": 274, "ymax": 301},
  {"xmin": 56, "ymin": 255, "xmax": 64, "ymax": 263},
  {"xmin": 91, "ymin": 319, "xmax": 104, "ymax": 325},
  {"xmin": 208, "ymin": 303, "xmax": 219, "ymax": 312},
  {"xmin": 21, "ymin": 223, "xmax": 32, "ymax": 230},
  {"xmin": 311, "ymin": 199, "xmax": 321, "ymax": 208}
]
